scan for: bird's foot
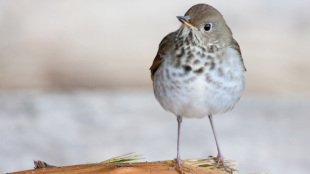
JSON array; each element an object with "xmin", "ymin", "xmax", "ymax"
[
  {"xmin": 212, "ymin": 155, "xmax": 238, "ymax": 174},
  {"xmin": 169, "ymin": 158, "xmax": 194, "ymax": 174}
]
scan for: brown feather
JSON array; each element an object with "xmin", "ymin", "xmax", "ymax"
[
  {"xmin": 150, "ymin": 32, "xmax": 176, "ymax": 80},
  {"xmin": 230, "ymin": 38, "xmax": 247, "ymax": 71}
]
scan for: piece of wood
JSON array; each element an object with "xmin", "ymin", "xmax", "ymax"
[
  {"xmin": 9, "ymin": 162, "xmax": 225, "ymax": 174},
  {"xmin": 7, "ymin": 153, "xmax": 268, "ymax": 174}
]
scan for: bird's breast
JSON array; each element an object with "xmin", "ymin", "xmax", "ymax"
[{"xmin": 153, "ymin": 45, "xmax": 245, "ymax": 118}]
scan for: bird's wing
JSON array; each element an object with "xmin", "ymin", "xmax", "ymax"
[
  {"xmin": 150, "ymin": 32, "xmax": 176, "ymax": 81},
  {"xmin": 230, "ymin": 38, "xmax": 247, "ymax": 71}
]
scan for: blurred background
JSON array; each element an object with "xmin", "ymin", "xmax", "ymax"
[{"xmin": 1, "ymin": 0, "xmax": 310, "ymax": 173}]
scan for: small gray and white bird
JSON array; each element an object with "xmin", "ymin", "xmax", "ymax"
[{"xmin": 150, "ymin": 3, "xmax": 246, "ymax": 174}]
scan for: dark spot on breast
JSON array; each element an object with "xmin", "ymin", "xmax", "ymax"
[
  {"xmin": 176, "ymin": 47, "xmax": 185, "ymax": 58},
  {"xmin": 179, "ymin": 42, "xmax": 184, "ymax": 48},
  {"xmin": 199, "ymin": 46, "xmax": 206, "ymax": 52},
  {"xmin": 217, "ymin": 67, "xmax": 224, "ymax": 77},
  {"xmin": 194, "ymin": 67, "xmax": 204, "ymax": 74},
  {"xmin": 175, "ymin": 59, "xmax": 181, "ymax": 68},
  {"xmin": 210, "ymin": 62, "xmax": 215, "ymax": 70},
  {"xmin": 175, "ymin": 43, "xmax": 179, "ymax": 50},
  {"xmin": 197, "ymin": 51, "xmax": 201, "ymax": 56},
  {"xmin": 193, "ymin": 59, "xmax": 200, "ymax": 64},
  {"xmin": 208, "ymin": 45, "xmax": 219, "ymax": 53},
  {"xmin": 176, "ymin": 39, "xmax": 183, "ymax": 46},
  {"xmin": 172, "ymin": 72, "xmax": 176, "ymax": 76},
  {"xmin": 176, "ymin": 27, "xmax": 184, "ymax": 38},
  {"xmin": 208, "ymin": 45, "xmax": 214, "ymax": 53},
  {"xmin": 187, "ymin": 55, "xmax": 194, "ymax": 60},
  {"xmin": 165, "ymin": 69, "xmax": 170, "ymax": 79},
  {"xmin": 204, "ymin": 62, "xmax": 209, "ymax": 66},
  {"xmin": 183, "ymin": 65, "xmax": 192, "ymax": 72},
  {"xmin": 185, "ymin": 38, "xmax": 190, "ymax": 45},
  {"xmin": 186, "ymin": 46, "xmax": 191, "ymax": 50},
  {"xmin": 188, "ymin": 30, "xmax": 193, "ymax": 41},
  {"xmin": 186, "ymin": 52, "xmax": 195, "ymax": 62},
  {"xmin": 207, "ymin": 55, "xmax": 214, "ymax": 60}
]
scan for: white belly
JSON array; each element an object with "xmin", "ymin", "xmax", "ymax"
[{"xmin": 153, "ymin": 47, "xmax": 245, "ymax": 118}]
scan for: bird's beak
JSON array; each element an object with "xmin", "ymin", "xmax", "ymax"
[{"xmin": 177, "ymin": 16, "xmax": 194, "ymax": 28}]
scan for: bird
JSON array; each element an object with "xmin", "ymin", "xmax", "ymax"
[{"xmin": 149, "ymin": 3, "xmax": 246, "ymax": 174}]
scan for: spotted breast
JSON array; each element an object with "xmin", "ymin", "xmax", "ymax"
[{"xmin": 152, "ymin": 25, "xmax": 245, "ymax": 118}]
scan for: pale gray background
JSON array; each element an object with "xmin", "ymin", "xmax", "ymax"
[{"xmin": 1, "ymin": 0, "xmax": 310, "ymax": 174}]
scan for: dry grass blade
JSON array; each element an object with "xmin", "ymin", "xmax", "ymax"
[
  {"xmin": 100, "ymin": 152, "xmax": 145, "ymax": 164},
  {"xmin": 183, "ymin": 156, "xmax": 237, "ymax": 171}
]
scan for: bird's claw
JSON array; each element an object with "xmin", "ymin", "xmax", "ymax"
[
  {"xmin": 212, "ymin": 155, "xmax": 238, "ymax": 174},
  {"xmin": 169, "ymin": 158, "xmax": 194, "ymax": 174}
]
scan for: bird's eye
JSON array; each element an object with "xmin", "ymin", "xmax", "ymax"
[{"xmin": 204, "ymin": 24, "xmax": 211, "ymax": 31}]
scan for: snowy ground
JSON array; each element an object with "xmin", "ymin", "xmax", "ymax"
[{"xmin": 1, "ymin": 89, "xmax": 310, "ymax": 174}]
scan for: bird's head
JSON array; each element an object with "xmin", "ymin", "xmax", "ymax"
[{"xmin": 177, "ymin": 4, "xmax": 232, "ymax": 49}]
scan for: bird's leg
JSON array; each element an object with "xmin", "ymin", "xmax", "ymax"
[
  {"xmin": 208, "ymin": 115, "xmax": 238, "ymax": 174},
  {"xmin": 169, "ymin": 116, "xmax": 193, "ymax": 174}
]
